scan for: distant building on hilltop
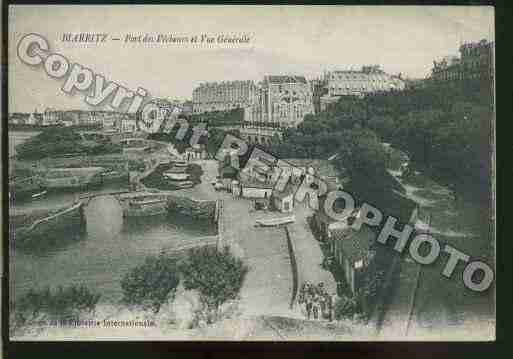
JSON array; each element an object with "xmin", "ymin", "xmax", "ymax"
[
  {"xmin": 431, "ymin": 39, "xmax": 494, "ymax": 83},
  {"xmin": 192, "ymin": 80, "xmax": 258, "ymax": 114},
  {"xmin": 319, "ymin": 65, "xmax": 405, "ymax": 111},
  {"xmin": 192, "ymin": 76, "xmax": 313, "ymax": 128},
  {"xmin": 43, "ymin": 108, "xmax": 63, "ymax": 126},
  {"xmin": 181, "ymin": 100, "xmax": 193, "ymax": 115},
  {"xmin": 310, "ymin": 76, "xmax": 329, "ymax": 114},
  {"xmin": 26, "ymin": 110, "xmax": 39, "ymax": 125},
  {"xmin": 9, "ymin": 113, "xmax": 30, "ymax": 125},
  {"xmin": 258, "ymin": 75, "xmax": 314, "ymax": 127}
]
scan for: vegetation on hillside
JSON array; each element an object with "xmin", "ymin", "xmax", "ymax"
[
  {"xmin": 268, "ymin": 79, "xmax": 492, "ymax": 199},
  {"xmin": 16, "ymin": 127, "xmax": 121, "ymax": 160}
]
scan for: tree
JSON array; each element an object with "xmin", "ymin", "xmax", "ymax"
[
  {"xmin": 180, "ymin": 246, "xmax": 248, "ymax": 313},
  {"xmin": 120, "ymin": 253, "xmax": 180, "ymax": 312},
  {"xmin": 332, "ymin": 128, "xmax": 388, "ymax": 182},
  {"xmin": 16, "ymin": 127, "xmax": 121, "ymax": 160},
  {"xmin": 14, "ymin": 285, "xmax": 101, "ymax": 325}
]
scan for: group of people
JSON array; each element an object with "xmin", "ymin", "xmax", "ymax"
[{"xmin": 297, "ymin": 281, "xmax": 334, "ymax": 321}]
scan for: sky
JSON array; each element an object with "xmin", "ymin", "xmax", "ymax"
[{"xmin": 9, "ymin": 5, "xmax": 494, "ymax": 112}]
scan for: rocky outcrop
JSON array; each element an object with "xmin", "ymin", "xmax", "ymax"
[{"xmin": 166, "ymin": 195, "xmax": 216, "ymax": 220}]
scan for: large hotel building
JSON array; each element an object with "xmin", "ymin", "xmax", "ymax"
[
  {"xmin": 192, "ymin": 80, "xmax": 258, "ymax": 114},
  {"xmin": 192, "ymin": 76, "xmax": 314, "ymax": 127},
  {"xmin": 319, "ymin": 66, "xmax": 405, "ymax": 111}
]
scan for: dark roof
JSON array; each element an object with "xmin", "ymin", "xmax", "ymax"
[
  {"xmin": 266, "ymin": 75, "xmax": 307, "ymax": 84},
  {"xmin": 220, "ymin": 165, "xmax": 238, "ymax": 179},
  {"xmin": 331, "ymin": 226, "xmax": 375, "ymax": 263}
]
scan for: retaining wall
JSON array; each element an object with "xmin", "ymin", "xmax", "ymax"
[{"xmin": 284, "ymin": 226, "xmax": 300, "ymax": 310}]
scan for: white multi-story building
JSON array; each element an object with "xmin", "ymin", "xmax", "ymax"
[
  {"xmin": 192, "ymin": 75, "xmax": 314, "ymax": 127},
  {"xmin": 192, "ymin": 80, "xmax": 258, "ymax": 114},
  {"xmin": 320, "ymin": 66, "xmax": 405, "ymax": 111},
  {"xmin": 43, "ymin": 108, "xmax": 62, "ymax": 126}
]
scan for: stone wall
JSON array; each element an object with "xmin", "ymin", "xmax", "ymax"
[{"xmin": 166, "ymin": 195, "xmax": 217, "ymax": 220}]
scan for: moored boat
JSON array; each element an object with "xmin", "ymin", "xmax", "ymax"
[
  {"xmin": 255, "ymin": 215, "xmax": 295, "ymax": 227},
  {"xmin": 173, "ymin": 161, "xmax": 188, "ymax": 168},
  {"xmin": 164, "ymin": 166, "xmax": 187, "ymax": 173},
  {"xmin": 163, "ymin": 172, "xmax": 190, "ymax": 180},
  {"xmin": 170, "ymin": 180, "xmax": 194, "ymax": 189},
  {"xmin": 31, "ymin": 190, "xmax": 48, "ymax": 199}
]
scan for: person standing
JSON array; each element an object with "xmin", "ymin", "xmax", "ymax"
[
  {"xmin": 312, "ymin": 295, "xmax": 320, "ymax": 320},
  {"xmin": 305, "ymin": 292, "xmax": 313, "ymax": 320},
  {"xmin": 319, "ymin": 293, "xmax": 327, "ymax": 319},
  {"xmin": 326, "ymin": 293, "xmax": 333, "ymax": 321}
]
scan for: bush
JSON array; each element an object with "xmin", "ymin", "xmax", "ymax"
[
  {"xmin": 14, "ymin": 285, "xmax": 101, "ymax": 324},
  {"xmin": 180, "ymin": 246, "xmax": 248, "ymax": 312},
  {"xmin": 334, "ymin": 295, "xmax": 360, "ymax": 320},
  {"xmin": 120, "ymin": 253, "xmax": 180, "ymax": 312}
]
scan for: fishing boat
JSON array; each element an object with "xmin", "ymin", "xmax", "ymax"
[
  {"xmin": 163, "ymin": 172, "xmax": 190, "ymax": 180},
  {"xmin": 171, "ymin": 180, "xmax": 195, "ymax": 189},
  {"xmin": 124, "ymin": 197, "xmax": 168, "ymax": 217},
  {"xmin": 255, "ymin": 215, "xmax": 295, "ymax": 227},
  {"xmin": 31, "ymin": 190, "xmax": 47, "ymax": 199},
  {"xmin": 164, "ymin": 166, "xmax": 187, "ymax": 174},
  {"xmin": 162, "ymin": 179, "xmax": 195, "ymax": 188},
  {"xmin": 173, "ymin": 161, "xmax": 188, "ymax": 168}
]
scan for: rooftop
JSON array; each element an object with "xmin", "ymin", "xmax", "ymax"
[
  {"xmin": 240, "ymin": 177, "xmax": 275, "ymax": 189},
  {"xmin": 266, "ymin": 75, "xmax": 308, "ymax": 84}
]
